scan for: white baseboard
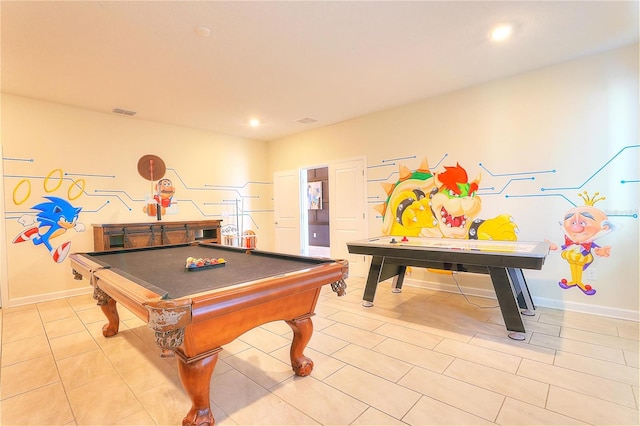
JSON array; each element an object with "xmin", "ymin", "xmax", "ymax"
[
  {"xmin": 404, "ymin": 277, "xmax": 639, "ymax": 322},
  {"xmin": 5, "ymin": 287, "xmax": 93, "ymax": 309},
  {"xmin": 532, "ymin": 296, "xmax": 640, "ymax": 322}
]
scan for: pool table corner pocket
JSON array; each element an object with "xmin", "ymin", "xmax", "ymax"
[{"xmin": 145, "ymin": 298, "xmax": 193, "ymax": 358}]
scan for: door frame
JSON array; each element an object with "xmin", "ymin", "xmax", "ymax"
[
  {"xmin": 274, "ymin": 156, "xmax": 368, "ymax": 267},
  {"xmin": 292, "ymin": 156, "xmax": 368, "ymax": 266}
]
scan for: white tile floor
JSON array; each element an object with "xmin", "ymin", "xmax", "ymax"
[{"xmin": 1, "ymin": 276, "xmax": 638, "ymax": 425}]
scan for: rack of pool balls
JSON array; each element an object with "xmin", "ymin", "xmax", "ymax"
[{"xmin": 185, "ymin": 256, "xmax": 226, "ymax": 270}]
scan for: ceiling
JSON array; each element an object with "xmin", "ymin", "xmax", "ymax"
[{"xmin": 2, "ymin": 1, "xmax": 638, "ymax": 142}]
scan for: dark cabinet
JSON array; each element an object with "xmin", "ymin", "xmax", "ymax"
[{"xmin": 93, "ymin": 220, "xmax": 222, "ymax": 251}]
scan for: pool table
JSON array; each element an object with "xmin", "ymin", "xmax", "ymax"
[{"xmin": 70, "ymin": 243, "xmax": 348, "ymax": 426}]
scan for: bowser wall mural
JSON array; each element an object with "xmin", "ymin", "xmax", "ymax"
[
  {"xmin": 547, "ymin": 191, "xmax": 615, "ymax": 296},
  {"xmin": 374, "ymin": 157, "xmax": 618, "ymax": 297},
  {"xmin": 375, "ymin": 158, "xmax": 518, "ymax": 241}
]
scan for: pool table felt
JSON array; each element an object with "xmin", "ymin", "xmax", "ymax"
[{"xmin": 84, "ymin": 245, "xmax": 332, "ymax": 299}]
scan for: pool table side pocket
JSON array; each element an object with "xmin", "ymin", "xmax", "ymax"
[
  {"xmin": 188, "ymin": 264, "xmax": 345, "ymax": 321},
  {"xmin": 182, "ymin": 264, "xmax": 346, "ymax": 358}
]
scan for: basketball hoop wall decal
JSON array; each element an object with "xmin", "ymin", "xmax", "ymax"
[{"xmin": 138, "ymin": 154, "xmax": 166, "ymax": 220}]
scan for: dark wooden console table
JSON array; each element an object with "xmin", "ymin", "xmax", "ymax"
[{"xmin": 92, "ymin": 220, "xmax": 222, "ymax": 251}]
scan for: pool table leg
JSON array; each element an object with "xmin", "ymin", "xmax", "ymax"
[
  {"xmin": 93, "ymin": 286, "xmax": 119, "ymax": 337},
  {"xmin": 177, "ymin": 350, "xmax": 220, "ymax": 426},
  {"xmin": 286, "ymin": 315, "xmax": 314, "ymax": 376}
]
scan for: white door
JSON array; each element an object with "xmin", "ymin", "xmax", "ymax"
[
  {"xmin": 329, "ymin": 158, "xmax": 368, "ymax": 277},
  {"xmin": 273, "ymin": 169, "xmax": 301, "ymax": 255}
]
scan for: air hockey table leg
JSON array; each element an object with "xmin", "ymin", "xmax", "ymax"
[
  {"xmin": 507, "ymin": 267, "xmax": 536, "ymax": 317},
  {"xmin": 391, "ymin": 265, "xmax": 407, "ymax": 293},
  {"xmin": 488, "ymin": 267, "xmax": 527, "ymax": 341}
]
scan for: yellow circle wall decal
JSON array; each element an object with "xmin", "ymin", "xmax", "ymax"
[
  {"xmin": 13, "ymin": 179, "xmax": 31, "ymax": 205},
  {"xmin": 44, "ymin": 168, "xmax": 63, "ymax": 193},
  {"xmin": 68, "ymin": 179, "xmax": 85, "ymax": 200}
]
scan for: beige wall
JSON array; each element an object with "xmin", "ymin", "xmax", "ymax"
[
  {"xmin": 1, "ymin": 44, "xmax": 637, "ymax": 320},
  {"xmin": 1, "ymin": 96, "xmax": 272, "ymax": 306},
  {"xmin": 268, "ymin": 44, "xmax": 639, "ymax": 320}
]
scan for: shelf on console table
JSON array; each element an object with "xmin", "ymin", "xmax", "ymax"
[{"xmin": 92, "ymin": 220, "xmax": 222, "ymax": 251}]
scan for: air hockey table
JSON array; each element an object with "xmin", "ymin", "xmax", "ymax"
[{"xmin": 347, "ymin": 236, "xmax": 550, "ymax": 340}]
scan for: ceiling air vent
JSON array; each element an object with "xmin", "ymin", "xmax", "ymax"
[
  {"xmin": 112, "ymin": 108, "xmax": 137, "ymax": 116},
  {"xmin": 296, "ymin": 117, "xmax": 317, "ymax": 124}
]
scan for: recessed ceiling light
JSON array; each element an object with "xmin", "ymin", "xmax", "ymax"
[
  {"xmin": 490, "ymin": 24, "xmax": 513, "ymax": 42},
  {"xmin": 249, "ymin": 118, "xmax": 261, "ymax": 127}
]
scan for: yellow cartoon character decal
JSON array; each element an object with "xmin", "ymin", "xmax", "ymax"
[
  {"xmin": 376, "ymin": 158, "xmax": 517, "ymax": 240},
  {"xmin": 143, "ymin": 178, "xmax": 176, "ymax": 217},
  {"xmin": 548, "ymin": 192, "xmax": 615, "ymax": 296},
  {"xmin": 375, "ymin": 159, "xmax": 437, "ymax": 237}
]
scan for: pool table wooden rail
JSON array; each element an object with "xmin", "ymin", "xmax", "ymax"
[
  {"xmin": 71, "ymin": 254, "xmax": 164, "ymax": 337},
  {"xmin": 184, "ymin": 263, "xmax": 347, "ymax": 357}
]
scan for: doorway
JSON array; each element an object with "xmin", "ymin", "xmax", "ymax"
[
  {"xmin": 304, "ymin": 166, "xmax": 330, "ymax": 258},
  {"xmin": 273, "ymin": 157, "xmax": 368, "ymax": 276}
]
